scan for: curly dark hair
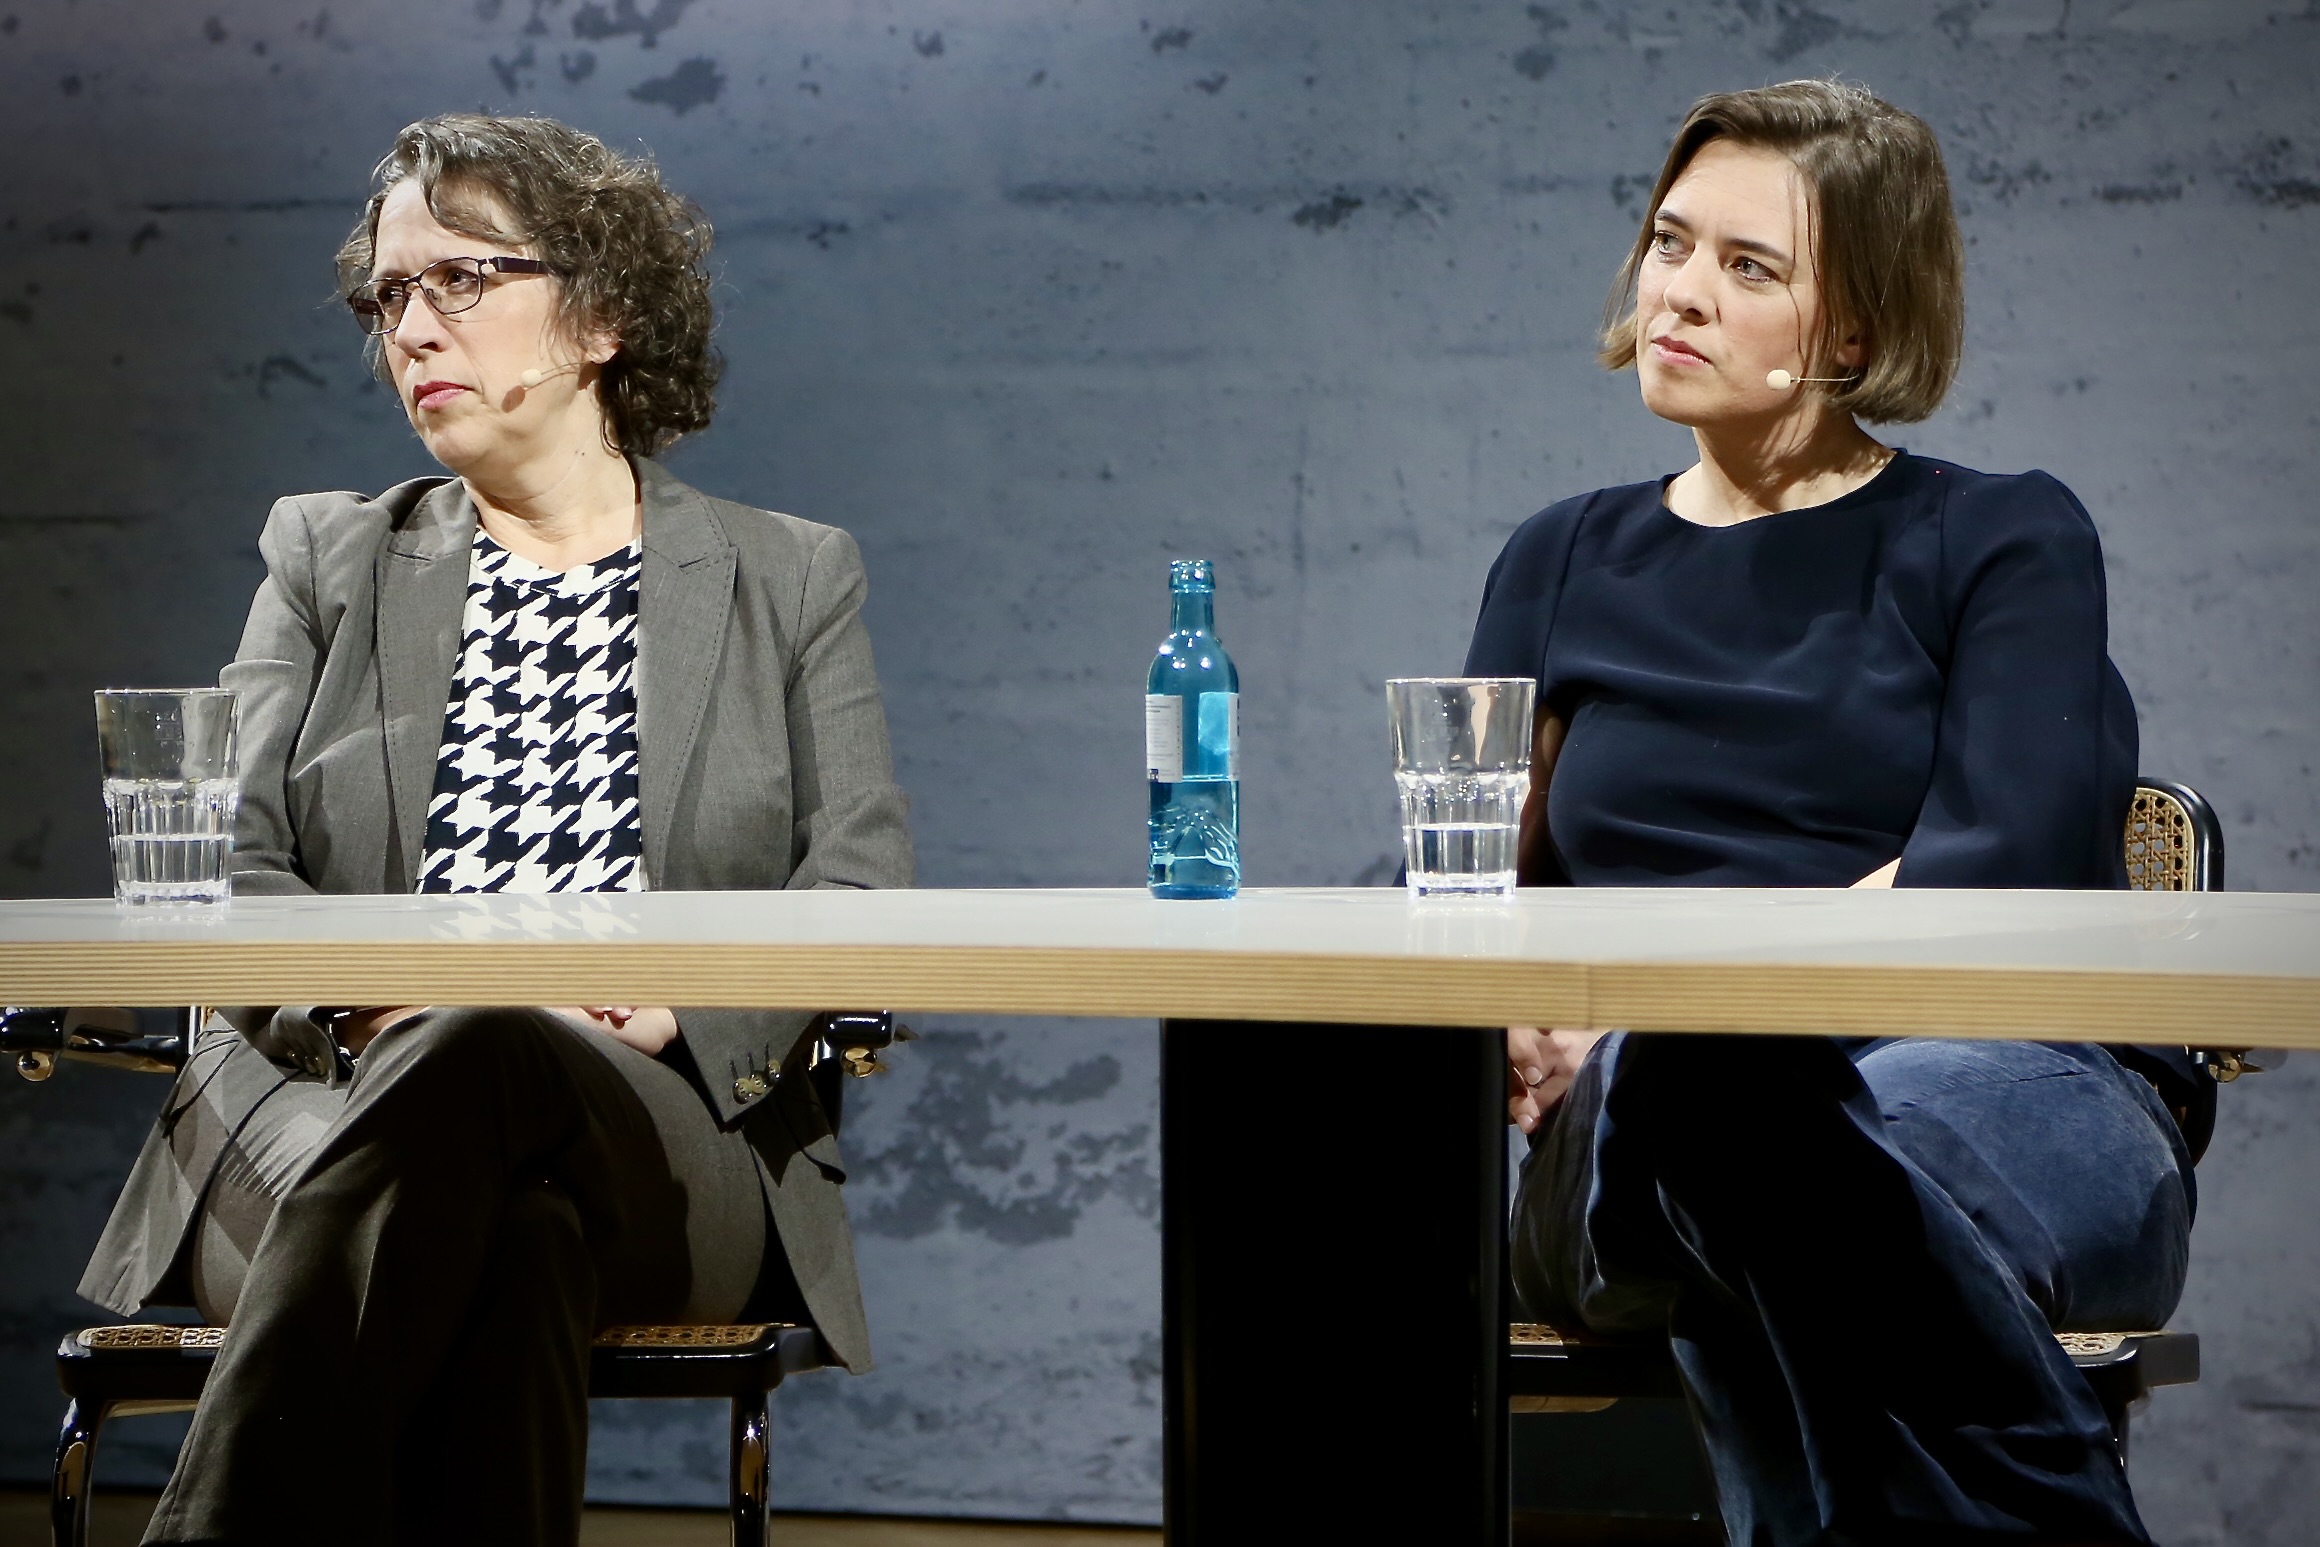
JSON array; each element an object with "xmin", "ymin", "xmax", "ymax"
[{"xmin": 338, "ymin": 113, "xmax": 720, "ymax": 458}]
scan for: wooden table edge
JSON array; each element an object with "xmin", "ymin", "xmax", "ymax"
[{"xmin": 1, "ymin": 941, "xmax": 2313, "ymax": 1045}]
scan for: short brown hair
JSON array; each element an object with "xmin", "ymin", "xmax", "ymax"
[
  {"xmin": 1599, "ymin": 80, "xmax": 1964, "ymax": 424},
  {"xmin": 338, "ymin": 113, "xmax": 720, "ymax": 458}
]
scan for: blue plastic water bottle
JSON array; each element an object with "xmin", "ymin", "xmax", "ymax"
[{"xmin": 1146, "ymin": 559, "xmax": 1240, "ymax": 899}]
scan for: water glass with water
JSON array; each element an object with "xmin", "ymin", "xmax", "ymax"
[
  {"xmin": 94, "ymin": 688, "xmax": 240, "ymax": 906},
  {"xmin": 1386, "ymin": 677, "xmax": 1534, "ymax": 897}
]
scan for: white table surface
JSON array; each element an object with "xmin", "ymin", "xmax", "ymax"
[{"xmin": 1, "ymin": 887, "xmax": 2313, "ymax": 1044}]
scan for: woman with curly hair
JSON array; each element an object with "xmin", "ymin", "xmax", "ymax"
[{"xmin": 80, "ymin": 113, "xmax": 912, "ymax": 1545}]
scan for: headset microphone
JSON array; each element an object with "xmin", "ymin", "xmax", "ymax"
[
  {"xmin": 518, "ymin": 363, "xmax": 581, "ymax": 390},
  {"xmin": 1765, "ymin": 369, "xmax": 1852, "ymax": 390}
]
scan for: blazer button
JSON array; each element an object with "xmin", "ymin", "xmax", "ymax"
[{"xmin": 733, "ymin": 1073, "xmax": 770, "ymax": 1103}]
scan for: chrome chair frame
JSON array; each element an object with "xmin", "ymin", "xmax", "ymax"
[
  {"xmin": 1505, "ymin": 776, "xmax": 2233, "ymax": 1532},
  {"xmin": 1, "ymin": 1008, "xmax": 905, "ymax": 1547}
]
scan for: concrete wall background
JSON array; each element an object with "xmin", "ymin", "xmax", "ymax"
[{"xmin": 0, "ymin": 0, "xmax": 2313, "ymax": 1537}]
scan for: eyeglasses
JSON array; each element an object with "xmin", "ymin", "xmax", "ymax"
[{"xmin": 345, "ymin": 255, "xmax": 554, "ymax": 336}]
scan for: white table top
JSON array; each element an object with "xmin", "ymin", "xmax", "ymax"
[{"xmin": 1, "ymin": 887, "xmax": 2313, "ymax": 1044}]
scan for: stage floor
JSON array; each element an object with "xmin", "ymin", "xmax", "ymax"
[
  {"xmin": 0, "ymin": 1490, "xmax": 1727, "ymax": 1544},
  {"xmin": 0, "ymin": 1492, "xmax": 1159, "ymax": 1546}
]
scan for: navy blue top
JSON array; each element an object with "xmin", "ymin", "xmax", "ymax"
[{"xmin": 1462, "ymin": 451, "xmax": 2137, "ymax": 890}]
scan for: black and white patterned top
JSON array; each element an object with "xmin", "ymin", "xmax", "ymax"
[{"xmin": 416, "ymin": 528, "xmax": 646, "ymax": 895}]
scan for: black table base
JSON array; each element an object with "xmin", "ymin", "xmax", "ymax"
[{"xmin": 1162, "ymin": 1020, "xmax": 1507, "ymax": 1542}]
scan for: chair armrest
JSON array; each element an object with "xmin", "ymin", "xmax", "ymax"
[
  {"xmin": 810, "ymin": 1011, "xmax": 914, "ymax": 1079},
  {"xmin": 2, "ymin": 1007, "xmax": 191, "ymax": 1080}
]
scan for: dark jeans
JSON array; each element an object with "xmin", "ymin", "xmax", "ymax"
[
  {"xmin": 1511, "ymin": 1034, "xmax": 2194, "ymax": 1547},
  {"xmin": 142, "ymin": 1009, "xmax": 781, "ymax": 1547}
]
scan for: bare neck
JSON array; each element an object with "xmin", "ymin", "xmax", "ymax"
[
  {"xmin": 1666, "ymin": 410, "xmax": 1893, "ymax": 528},
  {"xmin": 465, "ymin": 436, "xmax": 640, "ymax": 572}
]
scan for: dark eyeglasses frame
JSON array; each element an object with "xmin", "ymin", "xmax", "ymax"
[{"xmin": 345, "ymin": 255, "xmax": 556, "ymax": 336}]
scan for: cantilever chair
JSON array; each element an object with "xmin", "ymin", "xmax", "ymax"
[
  {"xmin": 1, "ymin": 1007, "xmax": 906, "ymax": 1547},
  {"xmin": 1505, "ymin": 777, "xmax": 2255, "ymax": 1533}
]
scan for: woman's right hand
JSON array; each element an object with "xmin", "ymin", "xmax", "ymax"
[
  {"xmin": 553, "ymin": 1005, "xmax": 680, "ymax": 1056},
  {"xmin": 1507, "ymin": 1027, "xmax": 1606, "ymax": 1134}
]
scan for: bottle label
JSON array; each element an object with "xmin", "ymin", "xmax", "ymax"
[
  {"xmin": 1145, "ymin": 695, "xmax": 1183, "ymax": 782},
  {"xmin": 1149, "ymin": 692, "xmax": 1238, "ymax": 780},
  {"xmin": 1197, "ymin": 691, "xmax": 1239, "ymax": 779}
]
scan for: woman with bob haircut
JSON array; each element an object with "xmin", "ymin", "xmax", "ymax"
[
  {"xmin": 80, "ymin": 113, "xmax": 912, "ymax": 1545},
  {"xmin": 1472, "ymin": 81, "xmax": 2200, "ymax": 1544}
]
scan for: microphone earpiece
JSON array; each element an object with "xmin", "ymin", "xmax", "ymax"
[{"xmin": 1766, "ymin": 368, "xmax": 1852, "ymax": 390}]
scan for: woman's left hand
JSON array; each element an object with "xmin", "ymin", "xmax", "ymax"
[
  {"xmin": 1507, "ymin": 1026, "xmax": 1607, "ymax": 1134},
  {"xmin": 336, "ymin": 1006, "xmax": 426, "ymax": 1057},
  {"xmin": 555, "ymin": 1005, "xmax": 680, "ymax": 1056}
]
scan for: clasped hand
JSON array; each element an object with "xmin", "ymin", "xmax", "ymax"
[
  {"xmin": 333, "ymin": 1004, "xmax": 679, "ymax": 1058},
  {"xmin": 1506, "ymin": 1026, "xmax": 1606, "ymax": 1134},
  {"xmin": 1501, "ymin": 860, "xmax": 1893, "ymax": 1134}
]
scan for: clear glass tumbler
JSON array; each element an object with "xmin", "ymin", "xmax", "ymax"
[
  {"xmin": 93, "ymin": 688, "xmax": 240, "ymax": 906},
  {"xmin": 1386, "ymin": 677, "xmax": 1535, "ymax": 898}
]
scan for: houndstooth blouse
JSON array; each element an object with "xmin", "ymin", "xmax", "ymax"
[{"xmin": 416, "ymin": 527, "xmax": 646, "ymax": 895}]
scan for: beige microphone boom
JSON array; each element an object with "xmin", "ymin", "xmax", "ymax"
[{"xmin": 1766, "ymin": 368, "xmax": 1852, "ymax": 390}]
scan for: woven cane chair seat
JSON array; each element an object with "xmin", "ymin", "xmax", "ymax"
[
  {"xmin": 58, "ymin": 1320, "xmax": 829, "ymax": 1416},
  {"xmin": 1506, "ymin": 1322, "xmax": 2201, "ymax": 1418},
  {"xmin": 70, "ymin": 1321, "xmax": 805, "ymax": 1353},
  {"xmin": 75, "ymin": 1326, "xmax": 225, "ymax": 1353},
  {"xmin": 594, "ymin": 1323, "xmax": 776, "ymax": 1348}
]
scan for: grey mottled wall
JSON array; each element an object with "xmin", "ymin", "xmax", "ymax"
[{"xmin": 1, "ymin": 0, "xmax": 2314, "ymax": 1537}]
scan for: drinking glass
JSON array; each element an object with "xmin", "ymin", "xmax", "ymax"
[
  {"xmin": 1386, "ymin": 677, "xmax": 1534, "ymax": 897},
  {"xmin": 93, "ymin": 688, "xmax": 240, "ymax": 906}
]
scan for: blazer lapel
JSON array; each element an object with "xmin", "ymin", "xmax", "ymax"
[
  {"xmin": 375, "ymin": 480, "xmax": 475, "ymax": 893},
  {"xmin": 636, "ymin": 459, "xmax": 737, "ymax": 887}
]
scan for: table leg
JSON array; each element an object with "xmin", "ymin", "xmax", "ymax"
[{"xmin": 1161, "ymin": 1020, "xmax": 1507, "ymax": 1543}]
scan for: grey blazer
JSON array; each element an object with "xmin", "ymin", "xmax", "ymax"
[{"xmin": 82, "ymin": 458, "xmax": 912, "ymax": 1369}]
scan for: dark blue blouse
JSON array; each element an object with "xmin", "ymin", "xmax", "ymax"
[{"xmin": 1462, "ymin": 452, "xmax": 2138, "ymax": 890}]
